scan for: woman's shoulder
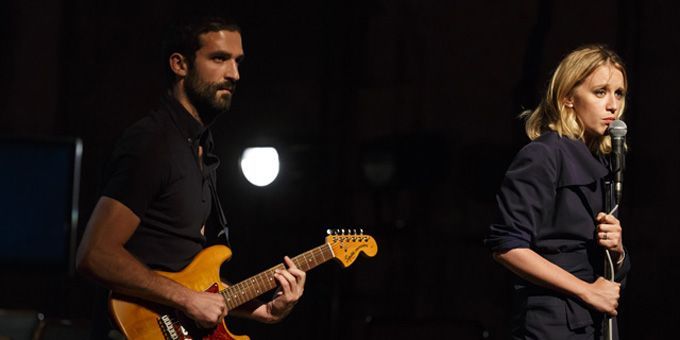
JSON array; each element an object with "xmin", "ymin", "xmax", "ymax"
[
  {"xmin": 515, "ymin": 131, "xmax": 561, "ymax": 163},
  {"xmin": 521, "ymin": 131, "xmax": 584, "ymax": 160},
  {"xmin": 532, "ymin": 130, "xmax": 563, "ymax": 149}
]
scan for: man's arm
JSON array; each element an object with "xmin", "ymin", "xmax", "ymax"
[{"xmin": 76, "ymin": 196, "xmax": 227, "ymax": 327}]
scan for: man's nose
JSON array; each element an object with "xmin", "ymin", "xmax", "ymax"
[{"xmin": 225, "ymin": 60, "xmax": 240, "ymax": 82}]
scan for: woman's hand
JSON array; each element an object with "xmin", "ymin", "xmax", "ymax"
[
  {"xmin": 579, "ymin": 277, "xmax": 621, "ymax": 316},
  {"xmin": 596, "ymin": 212, "xmax": 624, "ymax": 255}
]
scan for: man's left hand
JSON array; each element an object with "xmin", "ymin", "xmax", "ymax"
[{"xmin": 266, "ymin": 256, "xmax": 306, "ymax": 323}]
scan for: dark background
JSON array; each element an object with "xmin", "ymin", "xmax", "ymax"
[{"xmin": 1, "ymin": 0, "xmax": 678, "ymax": 339}]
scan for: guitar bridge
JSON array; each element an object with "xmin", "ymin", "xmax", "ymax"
[{"xmin": 158, "ymin": 314, "xmax": 180, "ymax": 340}]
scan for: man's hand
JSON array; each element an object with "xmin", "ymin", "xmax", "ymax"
[
  {"xmin": 266, "ymin": 256, "xmax": 306, "ymax": 323},
  {"xmin": 181, "ymin": 290, "xmax": 228, "ymax": 328}
]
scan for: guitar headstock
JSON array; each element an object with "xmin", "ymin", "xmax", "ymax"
[{"xmin": 325, "ymin": 228, "xmax": 378, "ymax": 268}]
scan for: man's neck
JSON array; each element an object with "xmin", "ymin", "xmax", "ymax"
[{"xmin": 171, "ymin": 82, "xmax": 204, "ymax": 126}]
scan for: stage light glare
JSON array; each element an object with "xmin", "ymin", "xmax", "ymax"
[{"xmin": 240, "ymin": 147, "xmax": 280, "ymax": 187}]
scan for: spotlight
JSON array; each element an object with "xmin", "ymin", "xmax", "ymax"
[{"xmin": 240, "ymin": 147, "xmax": 280, "ymax": 187}]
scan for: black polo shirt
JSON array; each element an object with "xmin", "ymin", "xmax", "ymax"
[{"xmin": 102, "ymin": 94, "xmax": 220, "ymax": 272}]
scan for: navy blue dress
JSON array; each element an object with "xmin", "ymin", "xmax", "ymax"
[{"xmin": 486, "ymin": 131, "xmax": 631, "ymax": 340}]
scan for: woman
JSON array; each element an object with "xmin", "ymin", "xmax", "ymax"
[{"xmin": 485, "ymin": 45, "xmax": 631, "ymax": 339}]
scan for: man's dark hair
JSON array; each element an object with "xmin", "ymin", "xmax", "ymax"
[{"xmin": 162, "ymin": 16, "xmax": 240, "ymax": 88}]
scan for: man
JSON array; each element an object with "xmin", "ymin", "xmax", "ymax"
[{"xmin": 76, "ymin": 17, "xmax": 305, "ymax": 338}]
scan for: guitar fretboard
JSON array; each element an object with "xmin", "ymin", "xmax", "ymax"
[{"xmin": 220, "ymin": 243, "xmax": 334, "ymax": 310}]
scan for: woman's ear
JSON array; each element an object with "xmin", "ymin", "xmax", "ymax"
[
  {"xmin": 564, "ymin": 97, "xmax": 574, "ymax": 108},
  {"xmin": 169, "ymin": 53, "xmax": 189, "ymax": 77}
]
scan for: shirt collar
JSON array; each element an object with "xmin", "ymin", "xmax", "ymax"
[{"xmin": 159, "ymin": 93, "xmax": 207, "ymax": 144}]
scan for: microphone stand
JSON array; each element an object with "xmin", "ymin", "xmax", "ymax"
[
  {"xmin": 603, "ymin": 148, "xmax": 624, "ymax": 340},
  {"xmin": 603, "ymin": 183, "xmax": 615, "ymax": 340},
  {"xmin": 603, "ymin": 120, "xmax": 627, "ymax": 340}
]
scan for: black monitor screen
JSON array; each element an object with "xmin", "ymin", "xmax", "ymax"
[{"xmin": 0, "ymin": 137, "xmax": 82, "ymax": 272}]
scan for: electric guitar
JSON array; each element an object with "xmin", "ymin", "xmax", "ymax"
[{"xmin": 109, "ymin": 229, "xmax": 378, "ymax": 339}]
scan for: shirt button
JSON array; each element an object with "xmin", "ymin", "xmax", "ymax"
[{"xmin": 187, "ymin": 138, "xmax": 192, "ymax": 143}]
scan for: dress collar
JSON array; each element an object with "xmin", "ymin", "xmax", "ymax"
[{"xmin": 545, "ymin": 132, "xmax": 609, "ymax": 187}]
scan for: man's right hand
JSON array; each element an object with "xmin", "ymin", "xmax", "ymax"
[
  {"xmin": 181, "ymin": 290, "xmax": 229, "ymax": 328},
  {"xmin": 581, "ymin": 276, "xmax": 621, "ymax": 316}
]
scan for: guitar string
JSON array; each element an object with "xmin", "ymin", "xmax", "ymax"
[
  {"xmin": 223, "ymin": 238, "xmax": 360, "ymax": 308},
  {"xmin": 220, "ymin": 243, "xmax": 336, "ymax": 309}
]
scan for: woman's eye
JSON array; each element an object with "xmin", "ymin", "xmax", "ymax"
[{"xmin": 594, "ymin": 89, "xmax": 606, "ymax": 97}]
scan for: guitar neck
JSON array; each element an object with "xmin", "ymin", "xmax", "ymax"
[{"xmin": 220, "ymin": 243, "xmax": 334, "ymax": 310}]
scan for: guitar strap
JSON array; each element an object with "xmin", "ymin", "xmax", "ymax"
[
  {"xmin": 209, "ymin": 170, "xmax": 231, "ymax": 247},
  {"xmin": 202, "ymin": 129, "xmax": 230, "ymax": 248}
]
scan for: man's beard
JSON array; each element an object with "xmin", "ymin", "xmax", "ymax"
[{"xmin": 184, "ymin": 68, "xmax": 235, "ymax": 124}]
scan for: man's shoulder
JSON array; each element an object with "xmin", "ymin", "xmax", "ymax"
[{"xmin": 114, "ymin": 113, "xmax": 169, "ymax": 156}]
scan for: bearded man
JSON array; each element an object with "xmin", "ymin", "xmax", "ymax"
[{"xmin": 76, "ymin": 17, "xmax": 305, "ymax": 339}]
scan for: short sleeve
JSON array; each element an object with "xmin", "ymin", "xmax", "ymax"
[
  {"xmin": 485, "ymin": 141, "xmax": 558, "ymax": 252},
  {"xmin": 101, "ymin": 125, "xmax": 168, "ymax": 218}
]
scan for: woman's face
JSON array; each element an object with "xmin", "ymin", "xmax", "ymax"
[{"xmin": 567, "ymin": 64, "xmax": 626, "ymax": 142}]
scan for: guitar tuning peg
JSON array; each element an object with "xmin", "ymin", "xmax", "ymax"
[
  {"xmin": 360, "ymin": 228, "xmax": 364, "ymax": 235},
  {"xmin": 326, "ymin": 228, "xmax": 332, "ymax": 235},
  {"xmin": 341, "ymin": 229, "xmax": 345, "ymax": 235}
]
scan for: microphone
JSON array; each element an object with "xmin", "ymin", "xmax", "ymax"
[{"xmin": 608, "ymin": 120, "xmax": 627, "ymax": 204}]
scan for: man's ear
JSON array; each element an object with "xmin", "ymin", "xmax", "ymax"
[{"xmin": 169, "ymin": 53, "xmax": 189, "ymax": 77}]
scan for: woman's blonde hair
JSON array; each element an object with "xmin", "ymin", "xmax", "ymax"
[{"xmin": 522, "ymin": 45, "xmax": 628, "ymax": 154}]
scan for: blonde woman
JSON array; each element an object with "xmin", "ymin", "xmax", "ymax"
[{"xmin": 486, "ymin": 45, "xmax": 631, "ymax": 339}]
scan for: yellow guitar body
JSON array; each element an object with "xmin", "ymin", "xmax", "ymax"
[{"xmin": 110, "ymin": 245, "xmax": 248, "ymax": 340}]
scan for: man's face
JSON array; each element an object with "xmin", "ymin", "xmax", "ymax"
[{"xmin": 185, "ymin": 30, "xmax": 244, "ymax": 122}]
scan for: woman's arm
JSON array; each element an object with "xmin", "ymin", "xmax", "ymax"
[{"xmin": 494, "ymin": 248, "xmax": 621, "ymax": 316}]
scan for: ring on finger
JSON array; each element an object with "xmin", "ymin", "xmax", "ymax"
[{"xmin": 603, "ymin": 232, "xmax": 608, "ymax": 240}]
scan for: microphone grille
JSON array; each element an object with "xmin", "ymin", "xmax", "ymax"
[{"xmin": 608, "ymin": 119, "xmax": 628, "ymax": 137}]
